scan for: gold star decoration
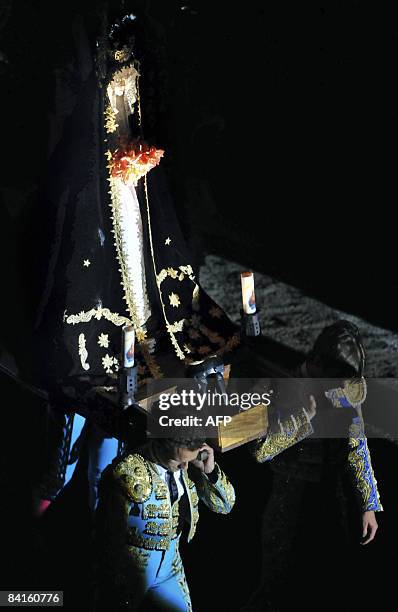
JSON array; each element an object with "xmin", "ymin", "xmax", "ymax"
[
  {"xmin": 209, "ymin": 306, "xmax": 223, "ymax": 319},
  {"xmin": 98, "ymin": 333, "xmax": 109, "ymax": 348},
  {"xmin": 83, "ymin": 259, "xmax": 91, "ymax": 267},
  {"xmin": 188, "ymin": 329, "xmax": 201, "ymax": 340},
  {"xmin": 169, "ymin": 293, "xmax": 181, "ymax": 308},
  {"xmin": 165, "ymin": 237, "xmax": 171, "ymax": 245}
]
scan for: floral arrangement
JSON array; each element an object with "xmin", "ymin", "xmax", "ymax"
[{"xmin": 109, "ymin": 138, "xmax": 164, "ymax": 186}]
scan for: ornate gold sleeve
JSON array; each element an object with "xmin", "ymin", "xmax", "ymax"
[
  {"xmin": 194, "ymin": 464, "xmax": 235, "ymax": 514},
  {"xmin": 347, "ymin": 418, "xmax": 383, "ymax": 512},
  {"xmin": 251, "ymin": 407, "xmax": 313, "ymax": 463}
]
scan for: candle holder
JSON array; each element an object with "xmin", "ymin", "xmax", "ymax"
[
  {"xmin": 186, "ymin": 355, "xmax": 227, "ymax": 396},
  {"xmin": 240, "ymin": 308, "xmax": 262, "ymax": 338},
  {"xmin": 119, "ymin": 364, "xmax": 138, "ymax": 409},
  {"xmin": 120, "ymin": 324, "xmax": 137, "ymax": 409}
]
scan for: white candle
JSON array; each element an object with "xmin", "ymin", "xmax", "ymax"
[
  {"xmin": 241, "ymin": 272, "xmax": 256, "ymax": 314},
  {"xmin": 123, "ymin": 325, "xmax": 135, "ymax": 368}
]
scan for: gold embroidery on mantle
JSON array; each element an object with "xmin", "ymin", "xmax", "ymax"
[
  {"xmin": 167, "ymin": 267, "xmax": 178, "ymax": 279},
  {"xmin": 65, "ymin": 307, "xmax": 131, "ymax": 327},
  {"xmin": 98, "ymin": 64, "xmax": 163, "ymax": 380},
  {"xmin": 114, "ymin": 47, "xmax": 132, "ymax": 63},
  {"xmin": 157, "ymin": 269, "xmax": 168, "ymax": 284},
  {"xmin": 78, "ymin": 334, "xmax": 90, "ymax": 371},
  {"xmin": 102, "ymin": 353, "xmax": 119, "ymax": 375},
  {"xmin": 143, "ymin": 176, "xmax": 186, "ymax": 361},
  {"xmin": 98, "ymin": 333, "xmax": 110, "ymax": 348},
  {"xmin": 179, "ymin": 265, "xmax": 194, "ymax": 279},
  {"xmin": 157, "ymin": 266, "xmax": 196, "ymax": 286},
  {"xmin": 107, "ymin": 174, "xmax": 163, "ymax": 379},
  {"xmin": 169, "ymin": 293, "xmax": 181, "ymax": 308},
  {"xmin": 107, "ymin": 64, "xmax": 139, "ymax": 116},
  {"xmin": 167, "ymin": 319, "xmax": 185, "ymax": 333},
  {"xmin": 104, "ymin": 104, "xmax": 118, "ymax": 133}
]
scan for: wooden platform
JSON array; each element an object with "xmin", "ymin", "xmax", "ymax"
[{"xmin": 212, "ymin": 403, "xmax": 268, "ymax": 452}]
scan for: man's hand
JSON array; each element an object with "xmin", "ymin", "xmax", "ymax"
[
  {"xmin": 361, "ymin": 510, "xmax": 378, "ymax": 544},
  {"xmin": 191, "ymin": 443, "xmax": 215, "ymax": 474}
]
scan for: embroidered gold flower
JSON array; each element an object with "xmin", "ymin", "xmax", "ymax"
[
  {"xmin": 199, "ymin": 325, "xmax": 224, "ymax": 345},
  {"xmin": 190, "ymin": 314, "xmax": 201, "ymax": 328},
  {"xmin": 165, "ymin": 237, "xmax": 171, "ymax": 245},
  {"xmin": 179, "ymin": 265, "xmax": 193, "ymax": 276},
  {"xmin": 114, "ymin": 47, "xmax": 131, "ymax": 62},
  {"xmin": 198, "ymin": 345, "xmax": 211, "ymax": 355},
  {"xmin": 167, "ymin": 319, "xmax": 185, "ymax": 333},
  {"xmin": 225, "ymin": 334, "xmax": 240, "ymax": 350},
  {"xmin": 104, "ymin": 104, "xmax": 119, "ymax": 133},
  {"xmin": 169, "ymin": 293, "xmax": 181, "ymax": 308},
  {"xmin": 65, "ymin": 306, "xmax": 131, "ymax": 327},
  {"xmin": 167, "ymin": 267, "xmax": 178, "ymax": 279},
  {"xmin": 209, "ymin": 306, "xmax": 223, "ymax": 319},
  {"xmin": 83, "ymin": 259, "xmax": 91, "ymax": 267},
  {"xmin": 98, "ymin": 333, "xmax": 109, "ymax": 348},
  {"xmin": 102, "ymin": 353, "xmax": 118, "ymax": 374},
  {"xmin": 157, "ymin": 269, "xmax": 168, "ymax": 284},
  {"xmin": 78, "ymin": 334, "xmax": 90, "ymax": 371},
  {"xmin": 136, "ymin": 329, "xmax": 147, "ymax": 342}
]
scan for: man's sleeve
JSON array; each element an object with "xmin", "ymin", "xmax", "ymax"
[
  {"xmin": 251, "ymin": 407, "xmax": 313, "ymax": 463},
  {"xmin": 347, "ymin": 416, "xmax": 383, "ymax": 512},
  {"xmin": 193, "ymin": 464, "xmax": 235, "ymax": 514}
]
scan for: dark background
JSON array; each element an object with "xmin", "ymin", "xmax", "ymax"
[{"xmin": 0, "ymin": 1, "xmax": 396, "ymax": 610}]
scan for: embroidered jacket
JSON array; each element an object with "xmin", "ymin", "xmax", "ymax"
[
  {"xmin": 251, "ymin": 380, "xmax": 382, "ymax": 513},
  {"xmin": 95, "ymin": 452, "xmax": 235, "ymax": 590}
]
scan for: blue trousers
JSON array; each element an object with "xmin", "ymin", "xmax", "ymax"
[
  {"xmin": 140, "ymin": 537, "xmax": 192, "ymax": 611},
  {"xmin": 97, "ymin": 536, "xmax": 192, "ymax": 612}
]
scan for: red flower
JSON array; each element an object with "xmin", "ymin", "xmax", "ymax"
[{"xmin": 109, "ymin": 138, "xmax": 164, "ymax": 185}]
